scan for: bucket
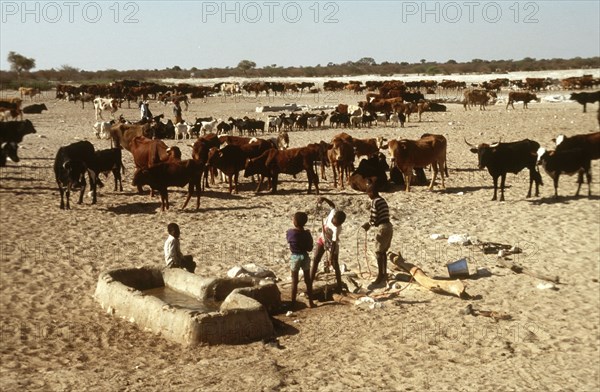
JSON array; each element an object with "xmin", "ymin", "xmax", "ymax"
[{"xmin": 447, "ymin": 258, "xmax": 469, "ymax": 279}]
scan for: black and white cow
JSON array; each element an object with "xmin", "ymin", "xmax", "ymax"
[
  {"xmin": 537, "ymin": 147, "xmax": 592, "ymax": 198},
  {"xmin": 53, "ymin": 141, "xmax": 98, "ymax": 209}
]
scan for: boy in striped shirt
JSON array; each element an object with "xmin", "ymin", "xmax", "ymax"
[{"xmin": 362, "ymin": 184, "xmax": 393, "ymax": 286}]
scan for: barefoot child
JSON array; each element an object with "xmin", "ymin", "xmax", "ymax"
[
  {"xmin": 362, "ymin": 183, "xmax": 393, "ymax": 286},
  {"xmin": 164, "ymin": 223, "xmax": 196, "ymax": 273},
  {"xmin": 310, "ymin": 197, "xmax": 347, "ymax": 293},
  {"xmin": 286, "ymin": 212, "xmax": 315, "ymax": 308}
]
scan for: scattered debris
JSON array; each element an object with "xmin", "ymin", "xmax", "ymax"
[
  {"xmin": 496, "ymin": 258, "xmax": 560, "ymax": 284},
  {"xmin": 462, "ymin": 304, "xmax": 512, "ymax": 322},
  {"xmin": 430, "ymin": 233, "xmax": 447, "ymax": 240},
  {"xmin": 536, "ymin": 282, "xmax": 559, "ymax": 291},
  {"xmin": 354, "ymin": 296, "xmax": 383, "ymax": 310},
  {"xmin": 447, "ymin": 234, "xmax": 473, "ymax": 246}
]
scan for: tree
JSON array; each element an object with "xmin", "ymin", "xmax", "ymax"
[
  {"xmin": 420, "ymin": 59, "xmax": 427, "ymax": 64},
  {"xmin": 7, "ymin": 51, "xmax": 36, "ymax": 77},
  {"xmin": 356, "ymin": 57, "xmax": 376, "ymax": 66},
  {"xmin": 237, "ymin": 60, "xmax": 256, "ymax": 75}
]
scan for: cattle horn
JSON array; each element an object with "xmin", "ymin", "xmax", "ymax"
[
  {"xmin": 490, "ymin": 138, "xmax": 502, "ymax": 147},
  {"xmin": 464, "ymin": 138, "xmax": 476, "ymax": 148}
]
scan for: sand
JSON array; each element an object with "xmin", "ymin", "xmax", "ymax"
[{"xmin": 1, "ymin": 85, "xmax": 599, "ymax": 391}]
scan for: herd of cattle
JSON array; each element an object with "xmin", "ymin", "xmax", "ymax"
[{"xmin": 1, "ymin": 78, "xmax": 599, "ymax": 211}]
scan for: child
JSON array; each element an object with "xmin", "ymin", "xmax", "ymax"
[
  {"xmin": 310, "ymin": 197, "xmax": 347, "ymax": 293},
  {"xmin": 286, "ymin": 212, "xmax": 315, "ymax": 308},
  {"xmin": 164, "ymin": 223, "xmax": 196, "ymax": 273},
  {"xmin": 362, "ymin": 183, "xmax": 393, "ymax": 286}
]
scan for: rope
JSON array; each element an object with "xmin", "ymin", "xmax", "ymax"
[{"xmin": 355, "ymin": 227, "xmax": 372, "ymax": 279}]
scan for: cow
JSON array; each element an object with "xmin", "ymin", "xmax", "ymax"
[
  {"xmin": 352, "ymin": 136, "xmax": 385, "ymax": 159},
  {"xmin": 94, "ymin": 148, "xmax": 124, "ymax": 191},
  {"xmin": 129, "ymin": 136, "xmax": 180, "ymax": 193},
  {"xmin": 243, "ymin": 145, "xmax": 320, "ymax": 194},
  {"xmin": 19, "ymin": 87, "xmax": 41, "ymax": 100},
  {"xmin": 22, "ymin": 103, "xmax": 48, "ymax": 114},
  {"xmin": 553, "ymin": 132, "xmax": 600, "ymax": 160},
  {"xmin": 463, "ymin": 89, "xmax": 496, "ymax": 110},
  {"xmin": 206, "ymin": 145, "xmax": 247, "ymax": 194},
  {"xmin": 349, "ymin": 153, "xmax": 389, "ymax": 192},
  {"xmin": 53, "ymin": 141, "xmax": 98, "ymax": 209},
  {"xmin": 388, "ymin": 134, "xmax": 447, "ymax": 192},
  {"xmin": 0, "ymin": 99, "xmax": 23, "ymax": 121},
  {"xmin": 506, "ymin": 92, "xmax": 539, "ymax": 109},
  {"xmin": 191, "ymin": 133, "xmax": 220, "ymax": 189},
  {"xmin": 94, "ymin": 98, "xmax": 119, "ymax": 120},
  {"xmin": 465, "ymin": 138, "xmax": 543, "ymax": 201},
  {"xmin": 132, "ymin": 159, "xmax": 203, "ymax": 211},
  {"xmin": 537, "ymin": 147, "xmax": 592, "ymax": 198},
  {"xmin": 329, "ymin": 133, "xmax": 355, "ymax": 189},
  {"xmin": 0, "ymin": 142, "xmax": 20, "ymax": 167},
  {"xmin": 0, "ymin": 119, "xmax": 36, "ymax": 142},
  {"xmin": 569, "ymin": 91, "xmax": 600, "ymax": 113}
]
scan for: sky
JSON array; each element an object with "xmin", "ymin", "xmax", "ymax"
[{"xmin": 0, "ymin": 0, "xmax": 599, "ymax": 71}]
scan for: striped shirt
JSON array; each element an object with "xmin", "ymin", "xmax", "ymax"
[{"xmin": 369, "ymin": 197, "xmax": 390, "ymax": 226}]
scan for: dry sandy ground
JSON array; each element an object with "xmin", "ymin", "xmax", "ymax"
[{"xmin": 1, "ymin": 85, "xmax": 599, "ymax": 391}]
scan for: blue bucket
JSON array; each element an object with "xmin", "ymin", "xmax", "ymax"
[{"xmin": 447, "ymin": 258, "xmax": 469, "ymax": 278}]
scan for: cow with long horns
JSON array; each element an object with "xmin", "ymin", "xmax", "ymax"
[{"xmin": 465, "ymin": 138, "xmax": 543, "ymax": 201}]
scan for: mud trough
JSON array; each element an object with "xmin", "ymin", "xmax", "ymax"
[{"xmin": 95, "ymin": 267, "xmax": 280, "ymax": 346}]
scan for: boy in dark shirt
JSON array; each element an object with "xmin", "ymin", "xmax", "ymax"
[{"xmin": 286, "ymin": 212, "xmax": 315, "ymax": 308}]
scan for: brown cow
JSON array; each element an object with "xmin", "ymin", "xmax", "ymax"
[
  {"xmin": 352, "ymin": 136, "xmax": 386, "ymax": 159},
  {"xmin": 388, "ymin": 134, "xmax": 447, "ymax": 192},
  {"xmin": 329, "ymin": 133, "xmax": 355, "ymax": 189},
  {"xmin": 244, "ymin": 145, "xmax": 320, "ymax": 194},
  {"xmin": 129, "ymin": 136, "xmax": 180, "ymax": 193},
  {"xmin": 206, "ymin": 145, "xmax": 247, "ymax": 194},
  {"xmin": 132, "ymin": 159, "xmax": 203, "ymax": 211}
]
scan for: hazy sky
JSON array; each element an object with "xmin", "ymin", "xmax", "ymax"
[{"xmin": 1, "ymin": 0, "xmax": 599, "ymax": 71}]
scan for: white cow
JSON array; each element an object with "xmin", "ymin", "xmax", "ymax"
[{"xmin": 93, "ymin": 98, "xmax": 118, "ymax": 120}]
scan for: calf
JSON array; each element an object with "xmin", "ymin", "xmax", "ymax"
[
  {"xmin": 94, "ymin": 98, "xmax": 118, "ymax": 120},
  {"xmin": 132, "ymin": 159, "xmax": 203, "ymax": 211},
  {"xmin": 537, "ymin": 147, "xmax": 592, "ymax": 198},
  {"xmin": 94, "ymin": 148, "xmax": 124, "ymax": 191},
  {"xmin": 53, "ymin": 141, "xmax": 98, "ymax": 209},
  {"xmin": 349, "ymin": 153, "xmax": 389, "ymax": 192},
  {"xmin": 22, "ymin": 103, "xmax": 48, "ymax": 114}
]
